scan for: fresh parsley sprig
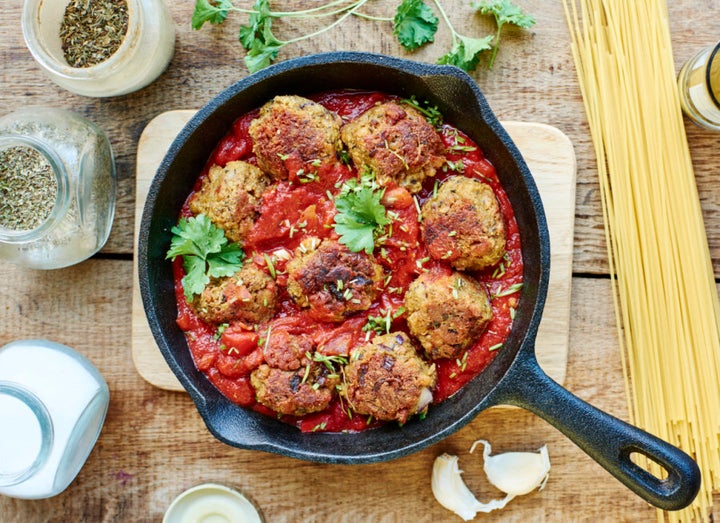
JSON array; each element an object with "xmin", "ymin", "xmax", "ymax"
[
  {"xmin": 193, "ymin": 0, "xmax": 371, "ymax": 72},
  {"xmin": 333, "ymin": 173, "xmax": 389, "ymax": 255},
  {"xmin": 190, "ymin": 0, "xmax": 534, "ymax": 73},
  {"xmin": 472, "ymin": 0, "xmax": 535, "ymax": 68},
  {"xmin": 166, "ymin": 214, "xmax": 245, "ymax": 301}
]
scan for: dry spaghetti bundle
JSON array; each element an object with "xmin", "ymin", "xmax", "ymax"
[{"xmin": 564, "ymin": 1, "xmax": 720, "ymax": 520}]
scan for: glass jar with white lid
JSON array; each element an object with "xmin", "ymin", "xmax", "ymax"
[
  {"xmin": 0, "ymin": 107, "xmax": 116, "ymax": 269},
  {"xmin": 21, "ymin": 0, "xmax": 175, "ymax": 97}
]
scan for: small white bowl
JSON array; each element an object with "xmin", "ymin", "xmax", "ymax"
[{"xmin": 163, "ymin": 483, "xmax": 264, "ymax": 523}]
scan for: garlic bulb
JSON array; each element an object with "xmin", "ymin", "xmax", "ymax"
[{"xmin": 431, "ymin": 441, "xmax": 550, "ymax": 520}]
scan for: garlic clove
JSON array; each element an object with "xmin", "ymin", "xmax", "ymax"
[
  {"xmin": 471, "ymin": 439, "xmax": 551, "ymax": 496},
  {"xmin": 431, "ymin": 441, "xmax": 551, "ymax": 520},
  {"xmin": 431, "ymin": 453, "xmax": 509, "ymax": 520}
]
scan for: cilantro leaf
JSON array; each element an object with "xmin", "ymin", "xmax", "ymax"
[
  {"xmin": 244, "ymin": 33, "xmax": 283, "ymax": 73},
  {"xmin": 472, "ymin": 0, "xmax": 536, "ymax": 68},
  {"xmin": 393, "ymin": 0, "xmax": 439, "ymax": 52},
  {"xmin": 182, "ymin": 256, "xmax": 211, "ymax": 298},
  {"xmin": 473, "ymin": 0, "xmax": 535, "ymax": 29},
  {"xmin": 238, "ymin": 0, "xmax": 285, "ymax": 73},
  {"xmin": 437, "ymin": 34, "xmax": 493, "ymax": 71},
  {"xmin": 238, "ymin": 0, "xmax": 272, "ymax": 48},
  {"xmin": 191, "ymin": 0, "xmax": 234, "ymax": 30},
  {"xmin": 166, "ymin": 214, "xmax": 245, "ymax": 301},
  {"xmin": 333, "ymin": 175, "xmax": 389, "ymax": 254}
]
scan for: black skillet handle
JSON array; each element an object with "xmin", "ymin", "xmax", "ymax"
[{"xmin": 489, "ymin": 350, "xmax": 701, "ymax": 511}]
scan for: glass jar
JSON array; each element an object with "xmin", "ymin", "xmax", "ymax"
[
  {"xmin": 0, "ymin": 339, "xmax": 110, "ymax": 500},
  {"xmin": 0, "ymin": 108, "xmax": 116, "ymax": 270},
  {"xmin": 21, "ymin": 0, "xmax": 175, "ymax": 97},
  {"xmin": 678, "ymin": 42, "xmax": 720, "ymax": 131}
]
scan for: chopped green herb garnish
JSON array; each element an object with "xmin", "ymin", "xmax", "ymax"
[
  {"xmin": 363, "ymin": 307, "xmax": 406, "ymax": 335},
  {"xmin": 401, "ymin": 95, "xmax": 444, "ymax": 127}
]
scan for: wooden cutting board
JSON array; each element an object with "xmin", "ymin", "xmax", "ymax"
[{"xmin": 132, "ymin": 111, "xmax": 576, "ymax": 392}]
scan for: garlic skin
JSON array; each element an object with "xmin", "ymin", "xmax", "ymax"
[
  {"xmin": 431, "ymin": 441, "xmax": 550, "ymax": 520},
  {"xmin": 471, "ymin": 439, "xmax": 551, "ymax": 496}
]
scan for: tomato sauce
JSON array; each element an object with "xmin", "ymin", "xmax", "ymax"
[{"xmin": 172, "ymin": 90, "xmax": 523, "ymax": 432}]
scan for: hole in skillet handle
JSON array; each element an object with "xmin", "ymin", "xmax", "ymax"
[{"xmin": 490, "ymin": 349, "xmax": 702, "ymax": 511}]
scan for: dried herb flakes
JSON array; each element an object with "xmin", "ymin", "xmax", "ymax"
[{"xmin": 60, "ymin": 0, "xmax": 129, "ymax": 68}]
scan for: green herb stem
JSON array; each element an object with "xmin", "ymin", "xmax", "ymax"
[{"xmin": 283, "ymin": 0, "xmax": 370, "ymax": 45}]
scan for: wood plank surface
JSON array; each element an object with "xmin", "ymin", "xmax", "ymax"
[
  {"xmin": 0, "ymin": 260, "xmax": 668, "ymax": 522},
  {"xmin": 131, "ymin": 112, "xmax": 575, "ymax": 392},
  {"xmin": 2, "ymin": 0, "xmax": 720, "ymax": 521}
]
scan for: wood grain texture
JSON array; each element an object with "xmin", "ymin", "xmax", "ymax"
[
  {"xmin": 131, "ymin": 112, "xmax": 575, "ymax": 392},
  {"xmin": 0, "ymin": 260, "xmax": 676, "ymax": 522},
  {"xmin": 2, "ymin": 0, "xmax": 719, "ymax": 520}
]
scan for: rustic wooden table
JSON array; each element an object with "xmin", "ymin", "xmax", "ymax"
[{"xmin": 2, "ymin": 1, "xmax": 719, "ymax": 521}]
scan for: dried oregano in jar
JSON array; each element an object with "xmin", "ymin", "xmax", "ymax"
[
  {"xmin": 0, "ymin": 108, "xmax": 116, "ymax": 269},
  {"xmin": 0, "ymin": 146, "xmax": 57, "ymax": 231},
  {"xmin": 60, "ymin": 0, "xmax": 129, "ymax": 68},
  {"xmin": 22, "ymin": 0, "xmax": 176, "ymax": 97}
]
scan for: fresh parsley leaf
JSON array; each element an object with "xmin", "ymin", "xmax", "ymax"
[
  {"xmin": 472, "ymin": 0, "xmax": 535, "ymax": 68},
  {"xmin": 437, "ymin": 34, "xmax": 493, "ymax": 71},
  {"xmin": 393, "ymin": 0, "xmax": 439, "ymax": 52},
  {"xmin": 238, "ymin": 0, "xmax": 272, "ymax": 48},
  {"xmin": 182, "ymin": 256, "xmax": 210, "ymax": 298},
  {"xmin": 238, "ymin": 0, "xmax": 285, "ymax": 73},
  {"xmin": 333, "ymin": 175, "xmax": 389, "ymax": 254},
  {"xmin": 244, "ymin": 31, "xmax": 283, "ymax": 73},
  {"xmin": 191, "ymin": 0, "xmax": 234, "ymax": 30},
  {"xmin": 166, "ymin": 214, "xmax": 245, "ymax": 301},
  {"xmin": 473, "ymin": 0, "xmax": 535, "ymax": 29}
]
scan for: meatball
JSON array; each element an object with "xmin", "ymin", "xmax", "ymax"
[
  {"xmin": 340, "ymin": 101, "xmax": 445, "ymax": 193},
  {"xmin": 190, "ymin": 263, "xmax": 277, "ymax": 325},
  {"xmin": 188, "ymin": 160, "xmax": 269, "ymax": 243},
  {"xmin": 251, "ymin": 363, "xmax": 339, "ymax": 416},
  {"xmin": 341, "ymin": 332, "xmax": 436, "ymax": 424},
  {"xmin": 404, "ymin": 270, "xmax": 492, "ymax": 360},
  {"xmin": 286, "ymin": 238, "xmax": 384, "ymax": 322},
  {"xmin": 421, "ymin": 176, "xmax": 506, "ymax": 271},
  {"xmin": 248, "ymin": 95, "xmax": 343, "ymax": 180},
  {"xmin": 263, "ymin": 328, "xmax": 313, "ymax": 371}
]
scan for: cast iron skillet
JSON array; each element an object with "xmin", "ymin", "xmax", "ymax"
[{"xmin": 139, "ymin": 52, "xmax": 701, "ymax": 510}]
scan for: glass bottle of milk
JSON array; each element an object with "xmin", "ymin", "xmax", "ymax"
[{"xmin": 0, "ymin": 339, "xmax": 109, "ymax": 499}]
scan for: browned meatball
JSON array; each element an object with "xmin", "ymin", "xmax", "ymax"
[
  {"xmin": 342, "ymin": 332, "xmax": 436, "ymax": 423},
  {"xmin": 404, "ymin": 270, "xmax": 492, "ymax": 360},
  {"xmin": 251, "ymin": 363, "xmax": 339, "ymax": 416},
  {"xmin": 262, "ymin": 328, "xmax": 313, "ymax": 371},
  {"xmin": 188, "ymin": 160, "xmax": 269, "ymax": 243},
  {"xmin": 286, "ymin": 238, "xmax": 384, "ymax": 322},
  {"xmin": 248, "ymin": 95, "xmax": 342, "ymax": 180},
  {"xmin": 340, "ymin": 101, "xmax": 445, "ymax": 193},
  {"xmin": 190, "ymin": 263, "xmax": 277, "ymax": 325},
  {"xmin": 421, "ymin": 176, "xmax": 506, "ymax": 271}
]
